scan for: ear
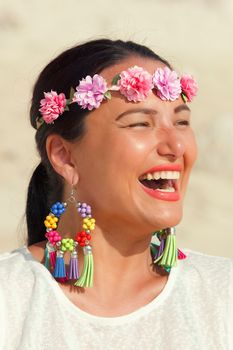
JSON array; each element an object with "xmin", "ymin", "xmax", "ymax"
[{"xmin": 46, "ymin": 134, "xmax": 79, "ymax": 186}]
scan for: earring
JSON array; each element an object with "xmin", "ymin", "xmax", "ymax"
[
  {"xmin": 150, "ymin": 227, "xmax": 186, "ymax": 273},
  {"xmin": 43, "ymin": 190, "xmax": 95, "ymax": 287}
]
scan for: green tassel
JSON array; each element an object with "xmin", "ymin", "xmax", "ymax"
[
  {"xmin": 74, "ymin": 246, "xmax": 94, "ymax": 288},
  {"xmin": 158, "ymin": 228, "xmax": 178, "ymax": 269},
  {"xmin": 44, "ymin": 245, "xmax": 50, "ymax": 270}
]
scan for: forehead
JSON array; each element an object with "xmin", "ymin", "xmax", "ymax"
[{"xmin": 100, "ymin": 56, "xmax": 167, "ymax": 84}]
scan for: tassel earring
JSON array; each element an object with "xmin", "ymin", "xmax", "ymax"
[
  {"xmin": 151, "ymin": 227, "xmax": 187, "ymax": 273},
  {"xmin": 43, "ymin": 193, "xmax": 95, "ymax": 288},
  {"xmin": 74, "ymin": 202, "xmax": 95, "ymax": 288}
]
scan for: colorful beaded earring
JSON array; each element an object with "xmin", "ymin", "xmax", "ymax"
[
  {"xmin": 43, "ymin": 191, "xmax": 95, "ymax": 287},
  {"xmin": 150, "ymin": 227, "xmax": 187, "ymax": 273}
]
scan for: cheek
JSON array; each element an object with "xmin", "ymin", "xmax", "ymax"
[
  {"xmin": 181, "ymin": 131, "xmax": 197, "ymax": 194},
  {"xmin": 75, "ymin": 131, "xmax": 152, "ymax": 205},
  {"xmin": 185, "ymin": 130, "xmax": 198, "ymax": 168},
  {"xmin": 89, "ymin": 131, "xmax": 151, "ymax": 172},
  {"xmin": 113, "ymin": 134, "xmax": 150, "ymax": 163}
]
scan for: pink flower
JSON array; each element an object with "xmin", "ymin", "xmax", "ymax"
[
  {"xmin": 180, "ymin": 74, "xmax": 198, "ymax": 102},
  {"xmin": 39, "ymin": 91, "xmax": 66, "ymax": 124},
  {"xmin": 153, "ymin": 67, "xmax": 181, "ymax": 101},
  {"xmin": 73, "ymin": 74, "xmax": 108, "ymax": 110},
  {"xmin": 117, "ymin": 66, "xmax": 153, "ymax": 102}
]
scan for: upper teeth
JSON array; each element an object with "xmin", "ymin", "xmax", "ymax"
[{"xmin": 141, "ymin": 171, "xmax": 180, "ymax": 180}]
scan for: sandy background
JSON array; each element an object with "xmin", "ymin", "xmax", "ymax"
[{"xmin": 0, "ymin": 0, "xmax": 232, "ymax": 257}]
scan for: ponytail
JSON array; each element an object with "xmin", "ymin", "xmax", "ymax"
[{"xmin": 26, "ymin": 162, "xmax": 63, "ymax": 246}]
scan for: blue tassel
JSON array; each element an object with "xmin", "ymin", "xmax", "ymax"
[{"xmin": 53, "ymin": 251, "xmax": 66, "ymax": 278}]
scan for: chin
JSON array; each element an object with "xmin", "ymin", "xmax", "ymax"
[{"xmin": 146, "ymin": 202, "xmax": 183, "ymax": 231}]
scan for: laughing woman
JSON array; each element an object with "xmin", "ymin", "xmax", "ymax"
[{"xmin": 0, "ymin": 39, "xmax": 232, "ymax": 350}]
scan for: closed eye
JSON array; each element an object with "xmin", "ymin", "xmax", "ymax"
[
  {"xmin": 128, "ymin": 122, "xmax": 150, "ymax": 127},
  {"xmin": 175, "ymin": 120, "xmax": 190, "ymax": 126}
]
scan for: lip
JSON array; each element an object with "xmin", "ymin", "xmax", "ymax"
[
  {"xmin": 140, "ymin": 183, "xmax": 180, "ymax": 201},
  {"xmin": 140, "ymin": 164, "xmax": 182, "ymax": 177},
  {"xmin": 139, "ymin": 163, "xmax": 182, "ymax": 202}
]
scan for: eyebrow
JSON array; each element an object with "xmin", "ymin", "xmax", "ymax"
[{"xmin": 115, "ymin": 104, "xmax": 191, "ymax": 121}]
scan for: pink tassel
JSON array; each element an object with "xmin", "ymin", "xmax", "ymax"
[
  {"xmin": 178, "ymin": 249, "xmax": 187, "ymax": 260},
  {"xmin": 49, "ymin": 250, "xmax": 57, "ymax": 271},
  {"xmin": 56, "ymin": 275, "xmax": 68, "ymax": 283}
]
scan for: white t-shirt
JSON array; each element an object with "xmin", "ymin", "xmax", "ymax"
[{"xmin": 0, "ymin": 246, "xmax": 232, "ymax": 350}]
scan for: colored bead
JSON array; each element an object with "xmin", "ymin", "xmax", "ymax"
[
  {"xmin": 45, "ymin": 230, "xmax": 62, "ymax": 245},
  {"xmin": 77, "ymin": 202, "xmax": 92, "ymax": 218},
  {"xmin": 44, "ymin": 214, "xmax": 59, "ymax": 229},
  {"xmin": 44, "ymin": 200, "xmax": 96, "ymax": 283},
  {"xmin": 81, "ymin": 217, "xmax": 95, "ymax": 231},
  {"xmin": 44, "ymin": 220, "xmax": 50, "ymax": 227},
  {"xmin": 61, "ymin": 238, "xmax": 75, "ymax": 252},
  {"xmin": 75, "ymin": 231, "xmax": 91, "ymax": 247},
  {"xmin": 50, "ymin": 201, "xmax": 66, "ymax": 217}
]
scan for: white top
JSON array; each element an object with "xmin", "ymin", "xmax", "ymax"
[{"xmin": 0, "ymin": 246, "xmax": 232, "ymax": 350}]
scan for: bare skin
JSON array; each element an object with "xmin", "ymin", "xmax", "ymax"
[{"xmin": 28, "ymin": 56, "xmax": 197, "ymax": 317}]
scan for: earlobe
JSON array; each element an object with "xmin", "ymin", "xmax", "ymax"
[{"xmin": 46, "ymin": 134, "xmax": 79, "ymax": 186}]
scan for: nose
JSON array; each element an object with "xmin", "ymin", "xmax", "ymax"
[{"xmin": 156, "ymin": 128, "xmax": 185, "ymax": 160}]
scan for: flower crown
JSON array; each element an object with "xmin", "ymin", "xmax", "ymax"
[{"xmin": 36, "ymin": 66, "xmax": 198, "ymax": 129}]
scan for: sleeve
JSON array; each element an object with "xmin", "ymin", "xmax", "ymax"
[
  {"xmin": 0, "ymin": 284, "xmax": 6, "ymax": 349},
  {"xmin": 0, "ymin": 250, "xmax": 35, "ymax": 349},
  {"xmin": 227, "ymin": 259, "xmax": 233, "ymax": 349}
]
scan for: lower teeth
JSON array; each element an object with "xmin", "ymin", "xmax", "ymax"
[{"xmin": 157, "ymin": 187, "xmax": 175, "ymax": 193}]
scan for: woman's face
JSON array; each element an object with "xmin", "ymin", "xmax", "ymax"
[{"xmin": 70, "ymin": 57, "xmax": 197, "ymax": 234}]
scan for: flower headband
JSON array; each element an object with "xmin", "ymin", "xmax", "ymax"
[{"xmin": 36, "ymin": 66, "xmax": 198, "ymax": 129}]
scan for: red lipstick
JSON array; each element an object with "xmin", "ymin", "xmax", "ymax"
[
  {"xmin": 141, "ymin": 164, "xmax": 182, "ymax": 176},
  {"xmin": 140, "ymin": 186, "xmax": 180, "ymax": 201},
  {"xmin": 139, "ymin": 164, "xmax": 181, "ymax": 202}
]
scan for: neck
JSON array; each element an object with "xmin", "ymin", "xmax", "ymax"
[
  {"xmin": 59, "ymin": 206, "xmax": 162, "ymax": 289},
  {"xmin": 55, "ymin": 207, "xmax": 168, "ymax": 317},
  {"xmin": 92, "ymin": 225, "xmax": 154, "ymax": 284}
]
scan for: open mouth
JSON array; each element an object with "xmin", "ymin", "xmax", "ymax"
[{"xmin": 139, "ymin": 171, "xmax": 180, "ymax": 192}]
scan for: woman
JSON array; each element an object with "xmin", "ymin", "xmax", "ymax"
[{"xmin": 0, "ymin": 39, "xmax": 232, "ymax": 349}]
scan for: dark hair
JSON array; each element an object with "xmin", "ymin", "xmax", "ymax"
[{"xmin": 26, "ymin": 38, "xmax": 171, "ymax": 246}]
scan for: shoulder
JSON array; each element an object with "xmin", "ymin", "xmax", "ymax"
[
  {"xmin": 0, "ymin": 241, "xmax": 46, "ymax": 276},
  {"xmin": 0, "ymin": 246, "xmax": 45, "ymax": 301},
  {"xmin": 184, "ymin": 249, "xmax": 233, "ymax": 277},
  {"xmin": 0, "ymin": 247, "xmax": 53, "ymax": 347},
  {"xmin": 0, "ymin": 246, "xmax": 35, "ymax": 278},
  {"xmin": 180, "ymin": 248, "xmax": 233, "ymax": 300},
  {"xmin": 0, "ymin": 246, "xmax": 52, "ymax": 325}
]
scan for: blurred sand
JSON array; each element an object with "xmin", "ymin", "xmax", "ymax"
[{"xmin": 0, "ymin": 0, "xmax": 232, "ymax": 257}]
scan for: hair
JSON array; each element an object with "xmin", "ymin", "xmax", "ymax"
[{"xmin": 26, "ymin": 38, "xmax": 171, "ymax": 246}]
